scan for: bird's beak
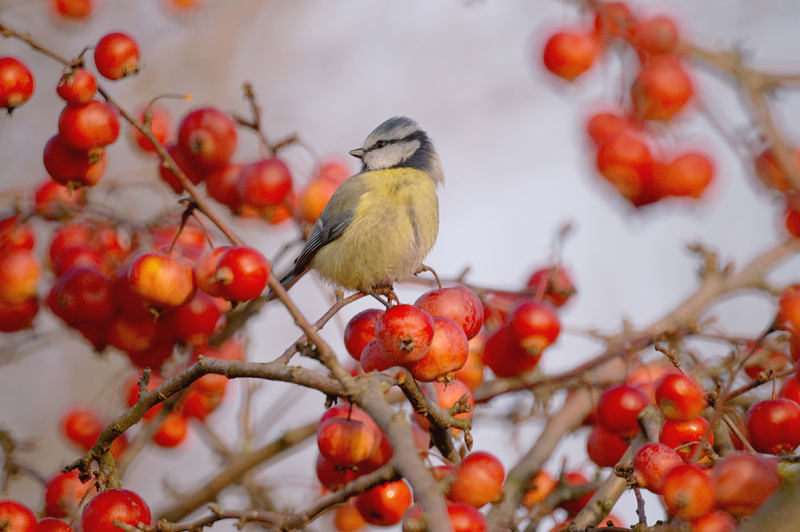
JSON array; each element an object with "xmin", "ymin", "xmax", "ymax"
[{"xmin": 349, "ymin": 147, "xmax": 366, "ymax": 159}]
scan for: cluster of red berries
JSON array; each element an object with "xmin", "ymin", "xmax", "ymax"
[
  {"xmin": 0, "ymin": 487, "xmax": 151, "ymax": 532},
  {"xmin": 540, "ymin": 2, "xmax": 715, "ymax": 207}
]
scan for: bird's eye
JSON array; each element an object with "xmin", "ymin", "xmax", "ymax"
[{"xmin": 374, "ymin": 140, "xmax": 388, "ymax": 149}]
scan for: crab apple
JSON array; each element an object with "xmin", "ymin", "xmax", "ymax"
[
  {"xmin": 315, "ymin": 158, "xmax": 352, "ymax": 183},
  {"xmin": 50, "ymin": 0, "xmax": 92, "ymax": 19},
  {"xmin": 631, "ymin": 56, "xmax": 693, "ymax": 121},
  {"xmin": 81, "ymin": 489, "xmax": 151, "ymax": 532},
  {"xmin": 0, "ymin": 215, "xmax": 34, "ymax": 253},
  {"xmin": 44, "ymin": 470, "xmax": 94, "ymax": 518},
  {"xmin": 596, "ymin": 132, "xmax": 656, "ymax": 206},
  {"xmin": 359, "ymin": 339, "xmax": 397, "ymax": 372},
  {"xmin": 585, "ymin": 111, "xmax": 633, "ymax": 146},
  {"xmin": 33, "ymin": 180, "xmax": 86, "ymax": 219},
  {"xmin": 414, "ymin": 285, "xmax": 484, "ymax": 340},
  {"xmin": 128, "ymin": 252, "xmax": 197, "ymax": 308},
  {"xmin": 630, "ymin": 15, "xmax": 679, "ymax": 56},
  {"xmin": 315, "ymin": 453, "xmax": 361, "ymax": 491},
  {"xmin": 712, "ymin": 452, "xmax": 779, "ymax": 516},
  {"xmin": 454, "ymin": 337, "xmax": 485, "ymax": 391},
  {"xmin": 655, "ymin": 151, "xmax": 714, "ymax": 198},
  {"xmin": 586, "ymin": 424, "xmax": 629, "ymax": 467},
  {"xmin": 56, "ymin": 68, "xmax": 96, "ymax": 105},
  {"xmin": 196, "ymin": 246, "xmax": 230, "ymax": 297},
  {"xmin": 0, "ymin": 250, "xmax": 40, "ymax": 305},
  {"xmin": 661, "ymin": 463, "xmax": 716, "ymax": 520},
  {"xmin": 355, "ymin": 480, "xmax": 412, "ymax": 527},
  {"xmin": 655, "ymin": 373, "xmax": 706, "ymax": 421},
  {"xmin": 0, "ymin": 500, "xmax": 36, "ymax": 532},
  {"xmin": 51, "ymin": 246, "xmax": 106, "ymax": 278},
  {"xmin": 525, "ymin": 265, "xmax": 576, "ymax": 307},
  {"xmin": 179, "ymin": 384, "xmax": 225, "ymax": 421},
  {"xmin": 522, "ymin": 470, "xmax": 557, "ymax": 510},
  {"xmin": 481, "ymin": 325, "xmax": 540, "ymax": 378},
  {"xmin": 152, "ymin": 411, "xmax": 188, "ymax": 447},
  {"xmin": 785, "ymin": 204, "xmax": 800, "ymax": 239},
  {"xmin": 541, "ymin": 30, "xmax": 599, "ymax": 81},
  {"xmin": 164, "ymin": 291, "xmax": 222, "ymax": 345},
  {"xmin": 407, "ymin": 316, "xmax": 470, "ymax": 382},
  {"xmin": 158, "ymin": 143, "xmax": 208, "ymax": 193},
  {"xmin": 58, "ymin": 101, "xmax": 121, "ymax": 150},
  {"xmin": 111, "ymin": 268, "xmax": 155, "ymax": 319},
  {"xmin": 558, "ymin": 471, "xmax": 595, "ymax": 516},
  {"xmin": 626, "ymin": 362, "xmax": 676, "ymax": 404},
  {"xmin": 93, "ymin": 32, "xmax": 139, "ymax": 80},
  {"xmin": 593, "ymin": 1, "xmax": 634, "ymax": 39},
  {"xmin": 754, "ymin": 146, "xmax": 800, "ymax": 192},
  {"xmin": 131, "ymin": 104, "xmax": 172, "ymax": 153},
  {"xmin": 446, "ymin": 451, "xmax": 505, "ymax": 508},
  {"xmin": 0, "ymin": 57, "xmax": 34, "ymax": 110},
  {"xmin": 37, "ymin": 519, "xmax": 74, "ymax": 532},
  {"xmin": 745, "ymin": 398, "xmax": 800, "ymax": 454},
  {"xmin": 358, "ymin": 429, "xmax": 394, "ymax": 473},
  {"xmin": 344, "ymin": 308, "xmax": 384, "ymax": 361},
  {"xmin": 149, "ymin": 222, "xmax": 207, "ymax": 260},
  {"xmin": 237, "ymin": 158, "xmax": 293, "ymax": 208},
  {"xmin": 212, "ymin": 246, "xmax": 270, "ymax": 301},
  {"xmin": 177, "ymin": 107, "xmax": 237, "ymax": 168},
  {"xmin": 61, "ymin": 408, "xmax": 105, "ymax": 450},
  {"xmin": 691, "ymin": 511, "xmax": 736, "ymax": 532},
  {"xmin": 375, "ymin": 304, "xmax": 435, "ymax": 364},
  {"xmin": 659, "ymin": 416, "xmax": 713, "ymax": 461},
  {"xmin": 299, "ymin": 177, "xmax": 340, "ymax": 224},
  {"xmin": 334, "ymin": 501, "xmax": 366, "ymax": 532},
  {"xmin": 205, "ymin": 163, "xmax": 243, "ymax": 211},
  {"xmin": 632, "ymin": 442, "xmax": 682, "ymax": 494},
  {"xmin": 0, "ymin": 297, "xmax": 38, "ymax": 332},
  {"xmin": 778, "ymin": 284, "xmax": 800, "ymax": 332},
  {"xmin": 191, "ymin": 340, "xmax": 244, "ymax": 395},
  {"xmin": 126, "ymin": 340, "xmax": 175, "ymax": 371},
  {"xmin": 508, "ymin": 299, "xmax": 560, "ymax": 354},
  {"xmin": 781, "ymin": 375, "xmax": 800, "ymax": 404},
  {"xmin": 402, "ymin": 502, "xmax": 487, "ymax": 532},
  {"xmin": 597, "ymin": 384, "xmax": 650, "ymax": 439},
  {"xmin": 49, "ymin": 266, "xmax": 114, "ymax": 325}
]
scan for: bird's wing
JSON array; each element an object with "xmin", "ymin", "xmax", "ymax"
[{"xmin": 280, "ymin": 174, "xmax": 368, "ymax": 287}]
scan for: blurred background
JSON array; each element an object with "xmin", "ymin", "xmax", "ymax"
[{"xmin": 1, "ymin": 0, "xmax": 800, "ymax": 529}]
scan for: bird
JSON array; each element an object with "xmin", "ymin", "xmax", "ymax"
[{"xmin": 278, "ymin": 116, "xmax": 444, "ymax": 298}]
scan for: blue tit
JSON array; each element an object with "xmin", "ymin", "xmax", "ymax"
[{"xmin": 280, "ymin": 116, "xmax": 443, "ymax": 294}]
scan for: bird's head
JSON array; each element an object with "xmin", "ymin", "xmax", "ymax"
[{"xmin": 350, "ymin": 116, "xmax": 443, "ymax": 184}]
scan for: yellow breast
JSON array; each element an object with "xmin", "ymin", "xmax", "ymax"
[{"xmin": 311, "ymin": 167, "xmax": 439, "ymax": 291}]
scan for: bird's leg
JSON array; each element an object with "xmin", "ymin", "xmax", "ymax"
[
  {"xmin": 365, "ymin": 283, "xmax": 399, "ymax": 308},
  {"xmin": 416, "ymin": 263, "xmax": 442, "ymax": 289}
]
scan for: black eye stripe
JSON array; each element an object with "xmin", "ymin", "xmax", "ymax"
[{"xmin": 367, "ymin": 130, "xmax": 424, "ymax": 152}]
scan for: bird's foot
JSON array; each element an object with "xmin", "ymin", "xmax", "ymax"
[{"xmin": 364, "ymin": 284, "xmax": 399, "ymax": 308}]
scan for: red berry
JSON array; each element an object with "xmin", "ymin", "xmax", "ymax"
[
  {"xmin": 158, "ymin": 143, "xmax": 207, "ymax": 193},
  {"xmin": 659, "ymin": 416, "xmax": 713, "ymax": 461},
  {"xmin": 48, "ymin": 266, "xmax": 114, "ymax": 326},
  {"xmin": 586, "ymin": 424, "xmax": 629, "ymax": 467},
  {"xmin": 406, "ymin": 316, "xmax": 470, "ymax": 382},
  {"xmin": 37, "ymin": 518, "xmax": 74, "ymax": 532},
  {"xmin": 153, "ymin": 411, "xmax": 188, "ymax": 447},
  {"xmin": 630, "ymin": 15, "xmax": 679, "ymax": 56},
  {"xmin": 542, "ymin": 31, "xmax": 599, "ymax": 81},
  {"xmin": 414, "ymin": 285, "xmax": 484, "ymax": 339},
  {"xmin": 0, "ymin": 297, "xmax": 38, "ymax": 333},
  {"xmin": 0, "ymin": 500, "xmax": 36, "ymax": 532},
  {"xmin": 557, "ymin": 472, "xmax": 595, "ymax": 516},
  {"xmin": 33, "ymin": 180, "xmax": 86, "ymax": 220},
  {"xmin": 205, "ymin": 163, "xmax": 244, "ymax": 211},
  {"xmin": 44, "ymin": 470, "xmax": 93, "ymax": 518},
  {"xmin": 50, "ymin": 0, "xmax": 92, "ymax": 19},
  {"xmin": 214, "ymin": 246, "xmax": 270, "ymax": 301},
  {"xmin": 81, "ymin": 490, "xmax": 151, "ymax": 532},
  {"xmin": 446, "ymin": 451, "xmax": 505, "ymax": 508},
  {"xmin": 690, "ymin": 511, "xmax": 736, "ymax": 532},
  {"xmin": 508, "ymin": 299, "xmax": 560, "ymax": 355},
  {"xmin": 631, "ymin": 56, "xmax": 693, "ymax": 121},
  {"xmin": 632, "ymin": 441, "xmax": 682, "ymax": 494},
  {"xmin": 56, "ymin": 68, "xmax": 96, "ymax": 105},
  {"xmin": 177, "ymin": 107, "xmax": 238, "ymax": 169},
  {"xmin": 481, "ymin": 325, "xmax": 540, "ymax": 378},
  {"xmin": 317, "ymin": 417, "xmax": 377, "ymax": 467},
  {"xmin": 0, "ymin": 215, "xmax": 35, "ymax": 253},
  {"xmin": 525, "ymin": 265, "xmax": 576, "ymax": 307},
  {"xmin": 355, "ymin": 480, "xmax": 412, "ymax": 527},
  {"xmin": 375, "ymin": 304, "xmax": 435, "ymax": 364},
  {"xmin": 236, "ymin": 158, "xmax": 293, "ymax": 208},
  {"xmin": 593, "ymin": 1, "xmax": 634, "ymax": 40},
  {"xmin": 344, "ymin": 308, "xmax": 384, "ymax": 361},
  {"xmin": 745, "ymin": 398, "xmax": 800, "ymax": 454},
  {"xmin": 597, "ymin": 384, "xmax": 649, "ymax": 439},
  {"xmin": 128, "ymin": 252, "xmax": 197, "ymax": 308},
  {"xmin": 655, "ymin": 373, "xmax": 707, "ymax": 420},
  {"xmin": 0, "ymin": 250, "xmax": 40, "ymax": 305},
  {"xmin": 655, "ymin": 151, "xmax": 714, "ymax": 198},
  {"xmin": 0, "ymin": 57, "xmax": 35, "ymax": 110},
  {"xmin": 94, "ymin": 32, "xmax": 140, "ymax": 80},
  {"xmin": 359, "ymin": 339, "xmax": 396, "ymax": 372},
  {"xmin": 712, "ymin": 452, "xmax": 779, "ymax": 516},
  {"xmin": 596, "ymin": 132, "xmax": 657, "ymax": 206},
  {"xmin": 58, "ymin": 101, "xmax": 120, "ymax": 150},
  {"xmin": 660, "ymin": 463, "xmax": 716, "ymax": 520},
  {"xmin": 754, "ymin": 146, "xmax": 800, "ymax": 192}
]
